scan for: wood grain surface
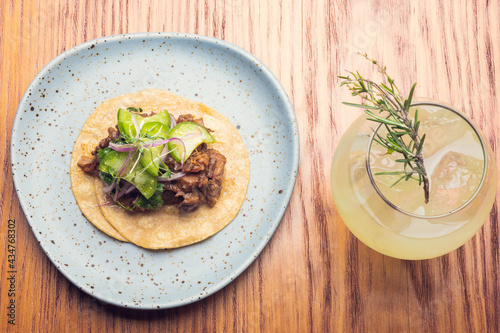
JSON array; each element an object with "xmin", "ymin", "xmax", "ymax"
[{"xmin": 1, "ymin": 0, "xmax": 499, "ymax": 331}]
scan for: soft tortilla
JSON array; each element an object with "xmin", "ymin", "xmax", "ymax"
[
  {"xmin": 71, "ymin": 89, "xmax": 249, "ymax": 249},
  {"xmin": 71, "ymin": 110, "xmax": 129, "ymax": 242}
]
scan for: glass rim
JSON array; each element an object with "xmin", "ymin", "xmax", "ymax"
[{"xmin": 365, "ymin": 101, "xmax": 488, "ymax": 219}]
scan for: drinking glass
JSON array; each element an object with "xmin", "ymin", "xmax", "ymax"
[{"xmin": 330, "ymin": 101, "xmax": 497, "ymax": 260}]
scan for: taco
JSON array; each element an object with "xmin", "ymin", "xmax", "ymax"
[{"xmin": 70, "ymin": 89, "xmax": 250, "ymax": 249}]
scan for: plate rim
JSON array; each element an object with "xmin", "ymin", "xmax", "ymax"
[{"xmin": 11, "ymin": 32, "xmax": 300, "ymax": 309}]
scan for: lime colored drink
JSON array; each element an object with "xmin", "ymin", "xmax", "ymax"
[{"xmin": 331, "ymin": 102, "xmax": 497, "ymax": 259}]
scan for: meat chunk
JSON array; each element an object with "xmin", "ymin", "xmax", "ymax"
[
  {"xmin": 176, "ymin": 114, "xmax": 205, "ymax": 127},
  {"xmin": 78, "ymin": 126, "xmax": 121, "ymax": 173},
  {"xmin": 92, "ymin": 126, "xmax": 120, "ymax": 155},
  {"xmin": 137, "ymin": 111, "xmax": 156, "ymax": 118},
  {"xmin": 162, "ymin": 190, "xmax": 181, "ymax": 205},
  {"xmin": 164, "ymin": 154, "xmax": 183, "ymax": 172},
  {"xmin": 177, "ymin": 173, "xmax": 209, "ymax": 192},
  {"xmin": 182, "ymin": 144, "xmax": 210, "ymax": 172},
  {"xmin": 164, "ymin": 174, "xmax": 209, "ymax": 213},
  {"xmin": 162, "ymin": 148, "xmax": 225, "ymax": 212},
  {"xmin": 77, "ymin": 155, "xmax": 99, "ymax": 173},
  {"xmin": 179, "ymin": 189, "xmax": 207, "ymax": 213},
  {"xmin": 206, "ymin": 149, "xmax": 227, "ymax": 206}
]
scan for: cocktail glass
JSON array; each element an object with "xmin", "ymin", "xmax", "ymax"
[{"xmin": 330, "ymin": 101, "xmax": 497, "ymax": 260}]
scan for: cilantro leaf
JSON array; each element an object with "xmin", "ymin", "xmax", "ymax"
[
  {"xmin": 134, "ymin": 183, "xmax": 164, "ymax": 210},
  {"xmin": 159, "ymin": 167, "xmax": 171, "ymax": 179},
  {"xmin": 99, "ymin": 171, "xmax": 114, "ymax": 185},
  {"xmin": 97, "ymin": 147, "xmax": 111, "ymax": 161}
]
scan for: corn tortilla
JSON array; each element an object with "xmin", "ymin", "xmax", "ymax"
[{"xmin": 71, "ymin": 89, "xmax": 250, "ymax": 249}]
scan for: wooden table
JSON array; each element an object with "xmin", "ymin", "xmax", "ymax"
[{"xmin": 1, "ymin": 0, "xmax": 499, "ymax": 331}]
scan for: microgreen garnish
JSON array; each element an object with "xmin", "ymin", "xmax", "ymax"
[
  {"xmin": 160, "ymin": 168, "xmax": 172, "ymax": 179},
  {"xmin": 339, "ymin": 53, "xmax": 430, "ymax": 203},
  {"xmin": 127, "ymin": 107, "xmax": 143, "ymax": 113},
  {"xmin": 116, "ymin": 200, "xmax": 135, "ymax": 211}
]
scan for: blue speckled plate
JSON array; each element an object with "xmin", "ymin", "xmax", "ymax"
[{"xmin": 11, "ymin": 33, "xmax": 299, "ymax": 309}]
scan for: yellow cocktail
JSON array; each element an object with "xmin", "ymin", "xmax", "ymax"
[{"xmin": 331, "ymin": 102, "xmax": 497, "ymax": 259}]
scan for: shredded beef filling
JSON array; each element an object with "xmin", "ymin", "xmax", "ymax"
[
  {"xmin": 77, "ymin": 114, "xmax": 227, "ymax": 212},
  {"xmin": 77, "ymin": 126, "xmax": 120, "ymax": 173},
  {"xmin": 164, "ymin": 144, "xmax": 226, "ymax": 212},
  {"xmin": 206, "ymin": 149, "xmax": 226, "ymax": 207},
  {"xmin": 177, "ymin": 114, "xmax": 205, "ymax": 127}
]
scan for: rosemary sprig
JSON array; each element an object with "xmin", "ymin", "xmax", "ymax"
[{"xmin": 339, "ymin": 54, "xmax": 430, "ymax": 203}]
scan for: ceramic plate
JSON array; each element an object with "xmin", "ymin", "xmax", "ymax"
[{"xmin": 11, "ymin": 33, "xmax": 299, "ymax": 309}]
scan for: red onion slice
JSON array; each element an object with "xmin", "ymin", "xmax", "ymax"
[
  {"xmin": 118, "ymin": 148, "xmax": 137, "ymax": 177},
  {"xmin": 109, "ymin": 142, "xmax": 136, "ymax": 152},
  {"xmin": 181, "ymin": 129, "xmax": 203, "ymax": 140},
  {"xmin": 142, "ymin": 137, "xmax": 183, "ymax": 148},
  {"xmin": 131, "ymin": 114, "xmax": 141, "ymax": 137},
  {"xmin": 157, "ymin": 172, "xmax": 186, "ymax": 182},
  {"xmin": 113, "ymin": 184, "xmax": 120, "ymax": 201},
  {"xmin": 169, "ymin": 113, "xmax": 177, "ymax": 128},
  {"xmin": 159, "ymin": 145, "xmax": 171, "ymax": 162},
  {"xmin": 115, "ymin": 181, "xmax": 135, "ymax": 200},
  {"xmin": 124, "ymin": 183, "xmax": 137, "ymax": 194},
  {"xmin": 102, "ymin": 180, "xmax": 116, "ymax": 193}
]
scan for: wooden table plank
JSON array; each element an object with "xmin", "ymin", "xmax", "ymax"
[{"xmin": 1, "ymin": 0, "xmax": 498, "ymax": 331}]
